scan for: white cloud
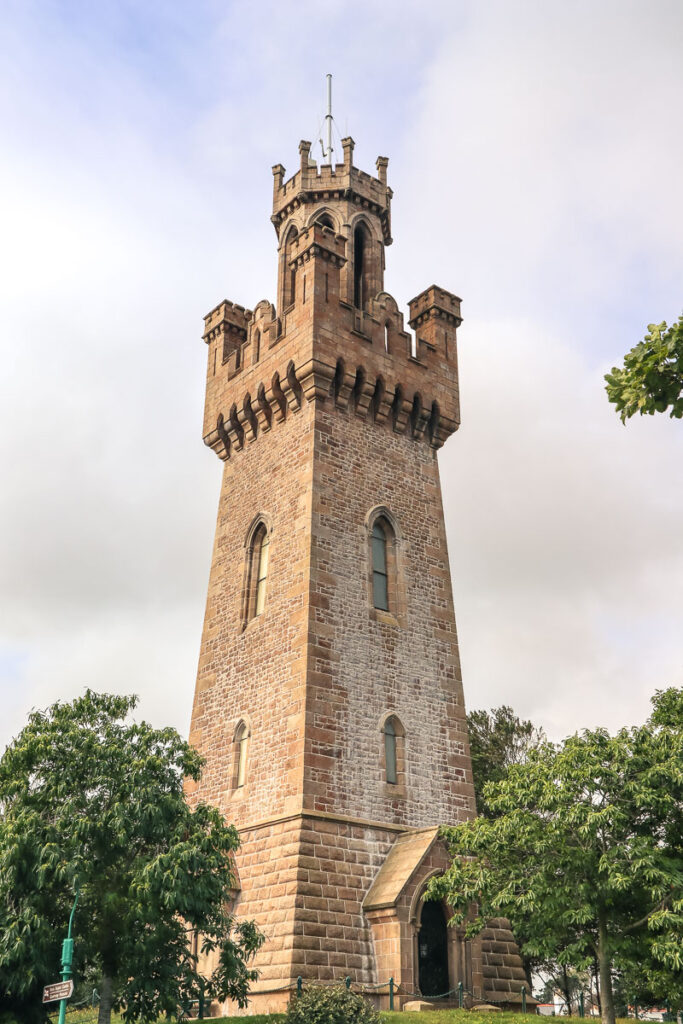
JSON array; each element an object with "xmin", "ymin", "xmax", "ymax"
[
  {"xmin": 1, "ymin": 0, "xmax": 681, "ymax": 752},
  {"xmin": 443, "ymin": 318, "xmax": 683, "ymax": 735},
  {"xmin": 385, "ymin": 0, "xmax": 683, "ymax": 735},
  {"xmin": 390, "ymin": 0, "xmax": 683, "ymax": 330}
]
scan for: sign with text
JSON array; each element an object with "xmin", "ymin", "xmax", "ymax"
[{"xmin": 42, "ymin": 980, "xmax": 74, "ymax": 1003}]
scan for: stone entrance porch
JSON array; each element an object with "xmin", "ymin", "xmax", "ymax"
[{"xmin": 363, "ymin": 828, "xmax": 532, "ymax": 1011}]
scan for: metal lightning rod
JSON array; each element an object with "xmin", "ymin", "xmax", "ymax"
[{"xmin": 324, "ymin": 74, "xmax": 333, "ymax": 163}]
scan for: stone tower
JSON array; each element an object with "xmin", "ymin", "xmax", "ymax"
[{"xmin": 187, "ymin": 137, "xmax": 529, "ymax": 1014}]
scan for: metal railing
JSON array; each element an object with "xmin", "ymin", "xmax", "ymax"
[{"xmin": 293, "ymin": 976, "xmax": 534, "ymax": 1014}]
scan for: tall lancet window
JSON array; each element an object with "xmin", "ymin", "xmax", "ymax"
[
  {"xmin": 254, "ymin": 526, "xmax": 269, "ymax": 617},
  {"xmin": 372, "ymin": 520, "xmax": 389, "ymax": 611},
  {"xmin": 353, "ymin": 225, "xmax": 366, "ymax": 309},
  {"xmin": 384, "ymin": 717, "xmax": 398, "ymax": 785},
  {"xmin": 283, "ymin": 226, "xmax": 298, "ymax": 308}
]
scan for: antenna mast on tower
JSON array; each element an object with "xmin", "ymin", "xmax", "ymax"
[{"xmin": 321, "ymin": 73, "xmax": 333, "ymax": 164}]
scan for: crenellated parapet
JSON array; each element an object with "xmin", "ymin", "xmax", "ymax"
[
  {"xmin": 201, "ymin": 140, "xmax": 463, "ymax": 464},
  {"xmin": 288, "ymin": 222, "xmax": 347, "ymax": 270},
  {"xmin": 272, "ymin": 138, "xmax": 392, "ymax": 246},
  {"xmin": 202, "ymin": 289, "xmax": 461, "ymax": 462}
]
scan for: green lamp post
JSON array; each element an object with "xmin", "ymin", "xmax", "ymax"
[{"xmin": 58, "ymin": 887, "xmax": 80, "ymax": 1024}]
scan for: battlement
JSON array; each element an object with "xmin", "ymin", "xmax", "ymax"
[
  {"xmin": 272, "ymin": 139, "xmax": 392, "ymax": 245},
  {"xmin": 201, "ymin": 136, "xmax": 463, "ymax": 466},
  {"xmin": 288, "ymin": 222, "xmax": 347, "ymax": 269},
  {"xmin": 408, "ymin": 286, "xmax": 463, "ymax": 329},
  {"xmin": 201, "ymin": 277, "xmax": 461, "ymax": 464}
]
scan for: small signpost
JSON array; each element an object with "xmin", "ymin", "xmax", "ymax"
[{"xmin": 43, "ymin": 980, "xmax": 74, "ymax": 1004}]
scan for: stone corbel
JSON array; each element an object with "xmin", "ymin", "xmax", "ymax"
[
  {"xmin": 266, "ymin": 380, "xmax": 287, "ymax": 423},
  {"xmin": 411, "ymin": 406, "xmax": 431, "ymax": 441},
  {"xmin": 254, "ymin": 392, "xmax": 272, "ymax": 433},
  {"xmin": 281, "ymin": 370, "xmax": 303, "ymax": 412},
  {"xmin": 393, "ymin": 396, "xmax": 413, "ymax": 434},
  {"xmin": 203, "ymin": 426, "xmax": 230, "ymax": 461},
  {"xmin": 297, "ymin": 358, "xmax": 336, "ymax": 402},
  {"xmin": 225, "ymin": 410, "xmax": 244, "ymax": 452},
  {"xmin": 335, "ymin": 369, "xmax": 357, "ymax": 410},
  {"xmin": 238, "ymin": 399, "xmax": 258, "ymax": 443},
  {"xmin": 430, "ymin": 412, "xmax": 458, "ymax": 449},
  {"xmin": 374, "ymin": 384, "xmax": 395, "ymax": 426},
  {"xmin": 354, "ymin": 378, "xmax": 376, "ymax": 419}
]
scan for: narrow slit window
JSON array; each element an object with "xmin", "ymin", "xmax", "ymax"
[
  {"xmin": 235, "ymin": 722, "xmax": 249, "ymax": 788},
  {"xmin": 372, "ymin": 521, "xmax": 388, "ymax": 611},
  {"xmin": 254, "ymin": 529, "xmax": 269, "ymax": 616},
  {"xmin": 385, "ymin": 718, "xmax": 398, "ymax": 784}
]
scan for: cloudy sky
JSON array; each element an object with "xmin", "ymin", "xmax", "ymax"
[{"xmin": 1, "ymin": 0, "xmax": 681, "ymax": 752}]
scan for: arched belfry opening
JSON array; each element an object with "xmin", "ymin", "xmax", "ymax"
[
  {"xmin": 282, "ymin": 225, "xmax": 298, "ymax": 309},
  {"xmin": 418, "ymin": 901, "xmax": 449, "ymax": 997},
  {"xmin": 353, "ymin": 223, "xmax": 370, "ymax": 309}
]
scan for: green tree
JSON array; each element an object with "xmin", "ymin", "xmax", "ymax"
[
  {"xmin": 0, "ymin": 690, "xmax": 263, "ymax": 1024},
  {"xmin": 605, "ymin": 315, "xmax": 683, "ymax": 421},
  {"xmin": 467, "ymin": 705, "xmax": 545, "ymax": 818},
  {"xmin": 428, "ymin": 688, "xmax": 683, "ymax": 1024}
]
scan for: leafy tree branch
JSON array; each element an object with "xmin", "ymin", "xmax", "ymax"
[{"xmin": 605, "ymin": 315, "xmax": 683, "ymax": 421}]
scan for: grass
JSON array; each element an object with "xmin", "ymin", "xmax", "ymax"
[
  {"xmin": 45, "ymin": 1007, "xmax": 635, "ymax": 1023},
  {"xmin": 208, "ymin": 1014, "xmax": 630, "ymax": 1024},
  {"xmin": 208, "ymin": 1015, "xmax": 635, "ymax": 1024}
]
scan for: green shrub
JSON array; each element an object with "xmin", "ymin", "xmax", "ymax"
[{"xmin": 285, "ymin": 985, "xmax": 379, "ymax": 1024}]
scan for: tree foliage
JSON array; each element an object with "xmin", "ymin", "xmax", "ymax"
[
  {"xmin": 605, "ymin": 315, "xmax": 683, "ymax": 421},
  {"xmin": 428, "ymin": 689, "xmax": 683, "ymax": 1024},
  {"xmin": 467, "ymin": 705, "xmax": 545, "ymax": 818},
  {"xmin": 0, "ymin": 690, "xmax": 263, "ymax": 1024}
]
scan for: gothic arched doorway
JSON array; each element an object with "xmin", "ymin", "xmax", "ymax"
[{"xmin": 418, "ymin": 902, "xmax": 449, "ymax": 997}]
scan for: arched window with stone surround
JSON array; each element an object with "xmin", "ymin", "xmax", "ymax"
[
  {"xmin": 253, "ymin": 523, "xmax": 269, "ymax": 617},
  {"xmin": 234, "ymin": 720, "xmax": 249, "ymax": 788},
  {"xmin": 244, "ymin": 518, "xmax": 271, "ymax": 625},
  {"xmin": 367, "ymin": 508, "xmax": 403, "ymax": 621}
]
